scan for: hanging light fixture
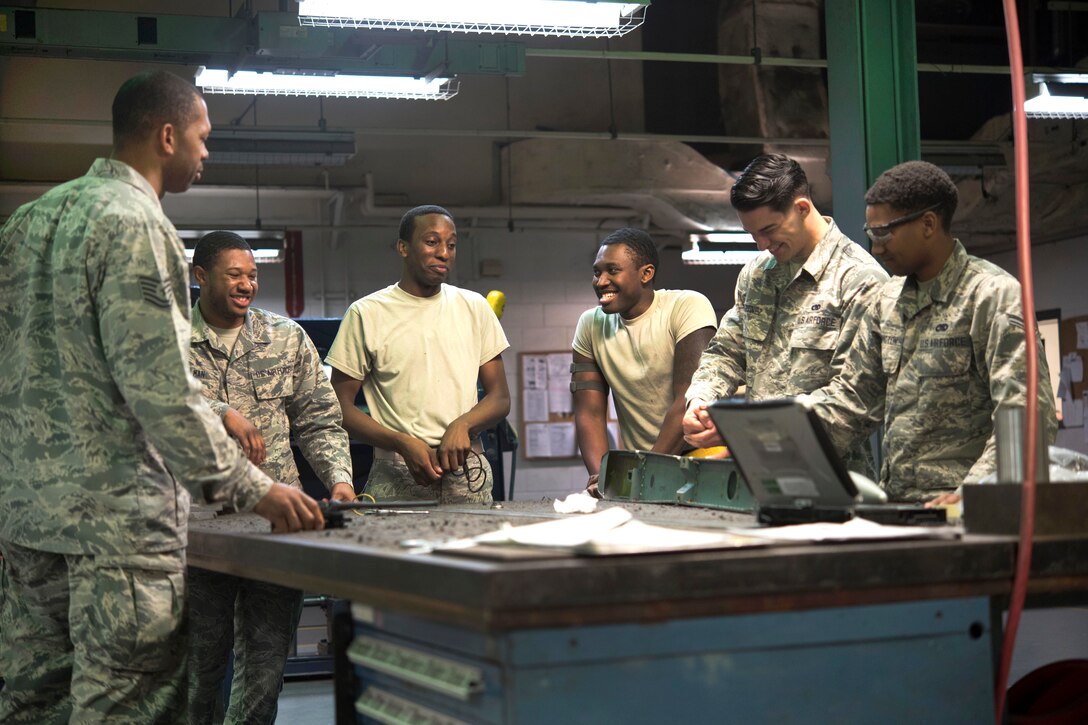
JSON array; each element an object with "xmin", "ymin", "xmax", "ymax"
[
  {"xmin": 297, "ymin": 0, "xmax": 649, "ymax": 38},
  {"xmin": 682, "ymin": 232, "xmax": 761, "ymax": 266},
  {"xmin": 1024, "ymin": 74, "xmax": 1088, "ymax": 120},
  {"xmin": 178, "ymin": 230, "xmax": 287, "ymax": 264},
  {"xmin": 194, "ymin": 67, "xmax": 459, "ymax": 100}
]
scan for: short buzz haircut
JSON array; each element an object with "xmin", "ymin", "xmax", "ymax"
[
  {"xmin": 111, "ymin": 71, "xmax": 202, "ymax": 149},
  {"xmin": 600, "ymin": 228, "xmax": 659, "ymax": 271},
  {"xmin": 398, "ymin": 205, "xmax": 454, "ymax": 243},
  {"xmin": 730, "ymin": 154, "xmax": 811, "ymax": 213},
  {"xmin": 193, "ymin": 231, "xmax": 252, "ymax": 271},
  {"xmin": 865, "ymin": 160, "xmax": 958, "ymax": 231}
]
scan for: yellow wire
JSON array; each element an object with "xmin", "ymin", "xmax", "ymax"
[{"xmin": 352, "ymin": 491, "xmax": 376, "ymax": 516}]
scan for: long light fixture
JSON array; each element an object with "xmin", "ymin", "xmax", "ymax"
[
  {"xmin": 297, "ymin": 0, "xmax": 649, "ymax": 38},
  {"xmin": 682, "ymin": 232, "xmax": 761, "ymax": 266},
  {"xmin": 1025, "ymin": 73, "xmax": 1088, "ymax": 120},
  {"xmin": 178, "ymin": 230, "xmax": 286, "ymax": 264},
  {"xmin": 194, "ymin": 67, "xmax": 459, "ymax": 100}
]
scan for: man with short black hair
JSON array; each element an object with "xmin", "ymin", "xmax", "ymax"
[
  {"xmin": 186, "ymin": 231, "xmax": 353, "ymax": 724},
  {"xmin": 806, "ymin": 160, "xmax": 1057, "ymax": 503},
  {"xmin": 572, "ymin": 228, "xmax": 717, "ymax": 492},
  {"xmin": 0, "ymin": 71, "xmax": 322, "ymax": 724},
  {"xmin": 683, "ymin": 154, "xmax": 887, "ymax": 476},
  {"xmin": 327, "ymin": 205, "xmax": 511, "ymax": 503}
]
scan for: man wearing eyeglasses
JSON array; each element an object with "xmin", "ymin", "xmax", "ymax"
[
  {"xmin": 683, "ymin": 154, "xmax": 887, "ymax": 475},
  {"xmin": 805, "ymin": 160, "xmax": 1057, "ymax": 503}
]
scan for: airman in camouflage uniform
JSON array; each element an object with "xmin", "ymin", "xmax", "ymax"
[
  {"xmin": 806, "ymin": 161, "xmax": 1056, "ymax": 502},
  {"xmin": 684, "ymin": 154, "xmax": 887, "ymax": 475},
  {"xmin": 0, "ymin": 72, "xmax": 322, "ymax": 725},
  {"xmin": 185, "ymin": 232, "xmax": 353, "ymax": 724}
]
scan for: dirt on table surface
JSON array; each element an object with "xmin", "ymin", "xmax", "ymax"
[{"xmin": 189, "ymin": 499, "xmax": 755, "ymax": 552}]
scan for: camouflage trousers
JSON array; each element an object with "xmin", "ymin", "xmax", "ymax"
[
  {"xmin": 365, "ymin": 454, "xmax": 494, "ymax": 504},
  {"xmin": 187, "ymin": 566, "xmax": 303, "ymax": 725},
  {"xmin": 0, "ymin": 539, "xmax": 187, "ymax": 724}
]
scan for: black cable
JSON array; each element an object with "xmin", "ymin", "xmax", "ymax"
[{"xmin": 463, "ymin": 449, "xmax": 488, "ymax": 494}]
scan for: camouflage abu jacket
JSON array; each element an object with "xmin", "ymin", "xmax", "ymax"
[
  {"xmin": 190, "ymin": 304, "xmax": 352, "ymax": 491},
  {"xmin": 806, "ymin": 241, "xmax": 1058, "ymax": 501},
  {"xmin": 686, "ymin": 219, "xmax": 887, "ymax": 472},
  {"xmin": 687, "ymin": 220, "xmax": 887, "ymax": 403},
  {"xmin": 0, "ymin": 159, "xmax": 273, "ymax": 556}
]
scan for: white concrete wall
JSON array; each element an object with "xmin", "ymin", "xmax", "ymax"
[{"xmin": 249, "ymin": 224, "xmax": 740, "ymax": 500}]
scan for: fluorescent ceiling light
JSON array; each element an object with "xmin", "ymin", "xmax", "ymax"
[
  {"xmin": 297, "ymin": 0, "xmax": 648, "ymax": 38},
  {"xmin": 1030, "ymin": 72, "xmax": 1088, "ymax": 85},
  {"xmin": 194, "ymin": 67, "xmax": 458, "ymax": 100},
  {"xmin": 1025, "ymin": 82, "xmax": 1088, "ymax": 120},
  {"xmin": 683, "ymin": 233, "xmax": 760, "ymax": 266},
  {"xmin": 179, "ymin": 229, "xmax": 286, "ymax": 264},
  {"xmin": 693, "ymin": 232, "xmax": 757, "ymax": 244}
]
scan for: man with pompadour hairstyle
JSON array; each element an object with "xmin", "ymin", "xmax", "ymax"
[{"xmin": 682, "ymin": 153, "xmax": 888, "ymax": 476}]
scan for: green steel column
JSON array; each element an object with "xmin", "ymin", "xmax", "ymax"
[{"xmin": 825, "ymin": 0, "xmax": 921, "ymax": 248}]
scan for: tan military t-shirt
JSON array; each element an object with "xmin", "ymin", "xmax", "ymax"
[
  {"xmin": 573, "ymin": 289, "xmax": 717, "ymax": 451},
  {"xmin": 326, "ymin": 283, "xmax": 509, "ymax": 447}
]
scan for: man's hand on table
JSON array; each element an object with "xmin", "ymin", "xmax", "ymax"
[
  {"xmin": 254, "ymin": 483, "xmax": 324, "ymax": 532},
  {"xmin": 585, "ymin": 473, "xmax": 601, "ymax": 499},
  {"xmin": 926, "ymin": 491, "xmax": 962, "ymax": 507}
]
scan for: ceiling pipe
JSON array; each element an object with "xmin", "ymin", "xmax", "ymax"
[
  {"xmin": 2, "ymin": 117, "xmax": 1009, "ymax": 151},
  {"xmin": 526, "ymin": 47, "xmax": 1085, "ymax": 76}
]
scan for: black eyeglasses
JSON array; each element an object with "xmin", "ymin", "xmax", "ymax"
[{"xmin": 863, "ymin": 203, "xmax": 941, "ymax": 243}]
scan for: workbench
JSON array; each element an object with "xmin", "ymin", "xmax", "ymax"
[{"xmin": 188, "ymin": 501, "xmax": 1088, "ymax": 724}]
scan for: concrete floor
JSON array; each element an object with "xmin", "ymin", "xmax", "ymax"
[{"xmin": 276, "ymin": 678, "xmax": 335, "ymax": 725}]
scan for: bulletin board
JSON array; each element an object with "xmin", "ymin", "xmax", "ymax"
[
  {"xmin": 1058, "ymin": 314, "xmax": 1088, "ymax": 429},
  {"xmin": 518, "ymin": 351, "xmax": 619, "ymax": 460}
]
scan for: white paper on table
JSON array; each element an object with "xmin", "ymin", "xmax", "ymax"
[
  {"xmin": 524, "ymin": 423, "xmax": 551, "ymax": 457},
  {"xmin": 728, "ymin": 517, "xmax": 959, "ymax": 542},
  {"xmin": 1077, "ymin": 321, "xmax": 1088, "ymax": 350},
  {"xmin": 1064, "ymin": 352, "xmax": 1085, "ymax": 383},
  {"xmin": 547, "ymin": 422, "xmax": 577, "ymax": 457},
  {"xmin": 523, "ymin": 389, "xmax": 550, "ymax": 422},
  {"xmin": 475, "ymin": 506, "xmax": 632, "ymax": 547},
  {"xmin": 1063, "ymin": 397, "xmax": 1085, "ymax": 428},
  {"xmin": 579, "ymin": 519, "xmax": 764, "ymax": 554}
]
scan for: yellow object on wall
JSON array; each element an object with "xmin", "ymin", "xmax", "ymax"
[{"xmin": 487, "ymin": 290, "xmax": 506, "ymax": 320}]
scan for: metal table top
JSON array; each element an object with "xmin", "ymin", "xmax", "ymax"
[{"xmin": 187, "ymin": 501, "xmax": 1088, "ymax": 631}]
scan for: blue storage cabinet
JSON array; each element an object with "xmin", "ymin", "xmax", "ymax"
[{"xmin": 348, "ymin": 597, "xmax": 994, "ymax": 724}]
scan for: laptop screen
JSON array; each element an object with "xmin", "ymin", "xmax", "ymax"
[{"xmin": 706, "ymin": 398, "xmax": 858, "ymax": 509}]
